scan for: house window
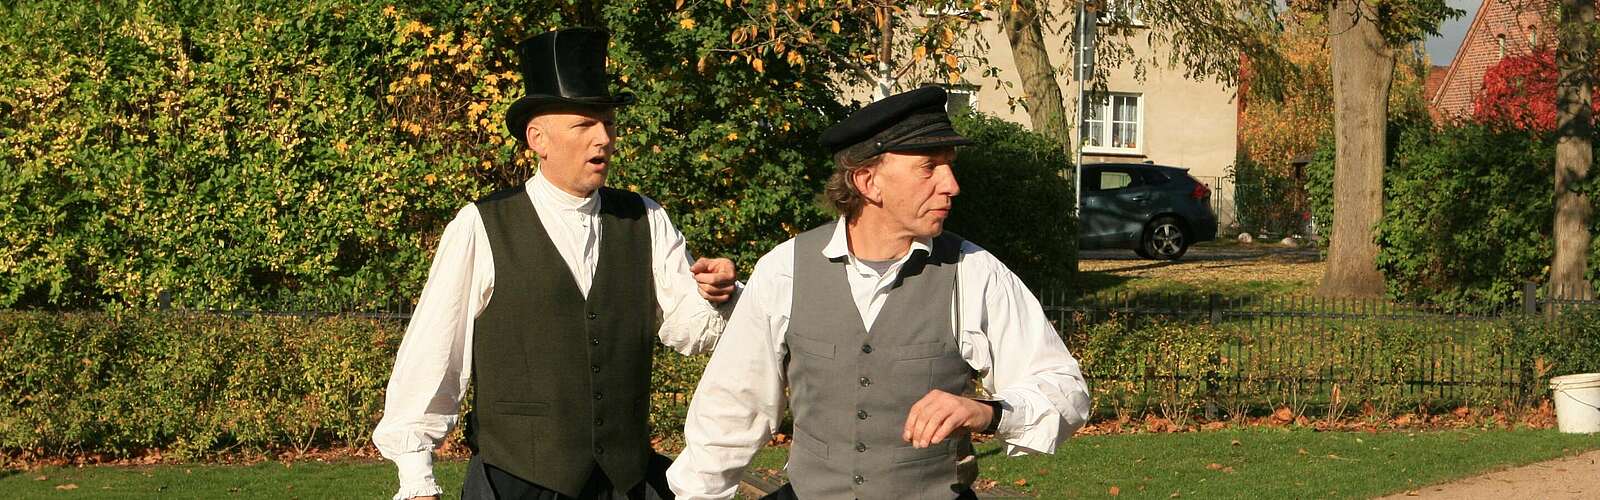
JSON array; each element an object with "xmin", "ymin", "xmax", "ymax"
[
  {"xmin": 1080, "ymin": 93, "xmax": 1143, "ymax": 153},
  {"xmin": 1497, "ymin": 33, "xmax": 1507, "ymax": 58},
  {"xmin": 1097, "ymin": 0, "xmax": 1145, "ymax": 26}
]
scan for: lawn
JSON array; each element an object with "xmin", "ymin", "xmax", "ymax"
[
  {"xmin": 8, "ymin": 428, "xmax": 1598, "ymax": 499},
  {"xmin": 1069, "ymin": 242, "xmax": 1324, "ymax": 301}
]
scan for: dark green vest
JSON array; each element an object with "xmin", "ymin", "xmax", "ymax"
[{"xmin": 468, "ymin": 186, "xmax": 655, "ymax": 497}]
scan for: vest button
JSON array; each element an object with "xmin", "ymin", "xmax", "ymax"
[
  {"xmin": 858, "ymin": 377, "xmax": 871, "ymax": 387},
  {"xmin": 855, "ymin": 442, "xmax": 867, "ymax": 452},
  {"xmin": 594, "ymin": 446, "xmax": 604, "ymax": 455},
  {"xmin": 861, "ymin": 344, "xmax": 873, "ymax": 354},
  {"xmin": 595, "ymin": 417, "xmax": 604, "ymax": 426},
  {"xmin": 593, "ymin": 392, "xmax": 603, "ymax": 401},
  {"xmin": 588, "ymin": 312, "xmax": 598, "ymax": 320},
  {"xmin": 591, "ymin": 365, "xmax": 601, "ymax": 373},
  {"xmin": 853, "ymin": 475, "xmax": 865, "ymax": 485},
  {"xmin": 857, "ymin": 410, "xmax": 869, "ymax": 420},
  {"xmin": 591, "ymin": 337, "xmax": 601, "ymax": 345}
]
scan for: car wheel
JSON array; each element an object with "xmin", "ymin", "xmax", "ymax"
[{"xmin": 1142, "ymin": 217, "xmax": 1189, "ymax": 260}]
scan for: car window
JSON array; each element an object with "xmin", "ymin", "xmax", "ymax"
[
  {"xmin": 1142, "ymin": 169, "xmax": 1171, "ymax": 185},
  {"xmin": 1097, "ymin": 170, "xmax": 1141, "ymax": 191}
]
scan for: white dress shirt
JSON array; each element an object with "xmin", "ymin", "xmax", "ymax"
[
  {"xmin": 666, "ymin": 219, "xmax": 1092, "ymax": 500},
  {"xmin": 373, "ymin": 173, "xmax": 732, "ymax": 500}
]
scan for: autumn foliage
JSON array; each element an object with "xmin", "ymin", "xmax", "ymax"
[{"xmin": 1472, "ymin": 49, "xmax": 1600, "ymax": 131}]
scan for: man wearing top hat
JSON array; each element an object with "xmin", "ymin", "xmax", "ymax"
[
  {"xmin": 373, "ymin": 28, "xmax": 739, "ymax": 500},
  {"xmin": 665, "ymin": 86, "xmax": 1092, "ymax": 500}
]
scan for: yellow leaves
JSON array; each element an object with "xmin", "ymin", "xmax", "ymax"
[
  {"xmin": 423, "ymin": 173, "xmax": 437, "ymax": 185},
  {"xmin": 830, "ymin": 20, "xmax": 841, "ymax": 34},
  {"xmin": 415, "ymin": 73, "xmax": 432, "ymax": 85},
  {"xmin": 467, "ymin": 101, "xmax": 489, "ymax": 118},
  {"xmin": 381, "ymin": 5, "xmax": 396, "ymax": 18},
  {"xmin": 725, "ymin": 131, "xmax": 739, "ymax": 141},
  {"xmin": 333, "ymin": 140, "xmax": 349, "ymax": 154},
  {"xmin": 404, "ymin": 122, "xmax": 423, "ymax": 135},
  {"xmin": 679, "ymin": 17, "xmax": 697, "ymax": 30},
  {"xmin": 785, "ymin": 51, "xmax": 804, "ymax": 67},
  {"xmin": 751, "ymin": 57, "xmax": 764, "ymax": 73},
  {"xmin": 914, "ymin": 46, "xmax": 927, "ymax": 61},
  {"xmin": 944, "ymin": 54, "xmax": 960, "ymax": 70},
  {"xmin": 484, "ymin": 73, "xmax": 499, "ymax": 86},
  {"xmin": 696, "ymin": 56, "xmax": 709, "ymax": 73},
  {"xmin": 675, "ymin": 0, "xmax": 686, "ymax": 9}
]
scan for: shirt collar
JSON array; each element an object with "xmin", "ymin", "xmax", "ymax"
[
  {"xmin": 821, "ymin": 216, "xmax": 932, "ymax": 261},
  {"xmin": 527, "ymin": 171, "xmax": 599, "ymax": 215}
]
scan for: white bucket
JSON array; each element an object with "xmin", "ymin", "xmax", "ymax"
[{"xmin": 1550, "ymin": 373, "xmax": 1600, "ymax": 434}]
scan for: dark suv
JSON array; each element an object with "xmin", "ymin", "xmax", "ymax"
[{"xmin": 1079, "ymin": 163, "xmax": 1218, "ymax": 260}]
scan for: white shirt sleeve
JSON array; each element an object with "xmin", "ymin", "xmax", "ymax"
[
  {"xmin": 372, "ymin": 205, "xmax": 494, "ymax": 500},
  {"xmin": 957, "ymin": 243, "xmax": 1091, "ymax": 455},
  {"xmin": 666, "ymin": 241, "xmax": 794, "ymax": 500},
  {"xmin": 642, "ymin": 196, "xmax": 731, "ymax": 355}
]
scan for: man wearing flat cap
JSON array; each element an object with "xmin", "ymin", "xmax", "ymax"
[
  {"xmin": 665, "ymin": 86, "xmax": 1092, "ymax": 500},
  {"xmin": 374, "ymin": 27, "xmax": 739, "ymax": 500}
]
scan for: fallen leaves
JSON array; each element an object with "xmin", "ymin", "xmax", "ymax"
[
  {"xmin": 55, "ymin": 484, "xmax": 78, "ymax": 490},
  {"xmin": 1109, "ymin": 485, "xmax": 1121, "ymax": 496}
]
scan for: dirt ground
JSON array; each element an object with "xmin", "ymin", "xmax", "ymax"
[
  {"xmin": 1374, "ymin": 449, "xmax": 1600, "ymax": 499},
  {"xmin": 1078, "ymin": 242, "xmax": 1324, "ymax": 288}
]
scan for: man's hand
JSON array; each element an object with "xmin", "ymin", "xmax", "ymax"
[
  {"xmin": 902, "ymin": 390, "xmax": 996, "ymax": 448},
  {"xmin": 690, "ymin": 257, "xmax": 737, "ymax": 304},
  {"xmin": 408, "ymin": 497, "xmax": 438, "ymax": 500}
]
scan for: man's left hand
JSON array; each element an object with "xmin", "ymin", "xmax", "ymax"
[
  {"xmin": 902, "ymin": 390, "xmax": 996, "ymax": 448},
  {"xmin": 690, "ymin": 257, "xmax": 737, "ymax": 304}
]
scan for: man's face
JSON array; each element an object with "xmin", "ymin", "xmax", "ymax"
[
  {"xmin": 527, "ymin": 106, "xmax": 617, "ymax": 196},
  {"xmin": 857, "ymin": 148, "xmax": 961, "ymax": 238}
]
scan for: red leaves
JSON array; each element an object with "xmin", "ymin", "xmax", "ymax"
[{"xmin": 1472, "ymin": 49, "xmax": 1600, "ymax": 131}]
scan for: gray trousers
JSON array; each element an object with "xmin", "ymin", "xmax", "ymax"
[{"xmin": 461, "ymin": 454, "xmax": 674, "ymax": 500}]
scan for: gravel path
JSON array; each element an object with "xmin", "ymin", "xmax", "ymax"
[{"xmin": 1374, "ymin": 449, "xmax": 1600, "ymax": 499}]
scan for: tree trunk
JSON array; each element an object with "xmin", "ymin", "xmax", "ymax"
[
  {"xmin": 873, "ymin": 5, "xmax": 895, "ymax": 100},
  {"xmin": 1001, "ymin": 0, "xmax": 1071, "ymax": 150},
  {"xmin": 1551, "ymin": 0, "xmax": 1595, "ymax": 300},
  {"xmin": 1318, "ymin": 0, "xmax": 1392, "ymax": 298}
]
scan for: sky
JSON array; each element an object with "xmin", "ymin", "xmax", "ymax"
[{"xmin": 1425, "ymin": 0, "xmax": 1485, "ymax": 66}]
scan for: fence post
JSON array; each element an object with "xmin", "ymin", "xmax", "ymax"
[
  {"xmin": 1208, "ymin": 293, "xmax": 1222, "ymax": 325},
  {"xmin": 1522, "ymin": 282, "xmax": 1538, "ymax": 315}
]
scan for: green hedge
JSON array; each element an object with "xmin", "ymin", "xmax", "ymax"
[
  {"xmin": 0, "ymin": 0, "xmax": 841, "ymax": 311},
  {"xmin": 1306, "ymin": 122, "xmax": 1600, "ymax": 309},
  {"xmin": 0, "ymin": 310, "xmax": 715, "ymax": 459},
  {"xmin": 946, "ymin": 112, "xmax": 1078, "ymax": 289},
  {"xmin": 7, "ymin": 308, "xmax": 1589, "ymax": 459}
]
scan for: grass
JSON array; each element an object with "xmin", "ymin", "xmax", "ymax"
[
  {"xmin": 1067, "ymin": 242, "xmax": 1323, "ymax": 302},
  {"xmin": 8, "ymin": 428, "xmax": 1598, "ymax": 499}
]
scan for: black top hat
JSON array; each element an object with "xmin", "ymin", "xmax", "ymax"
[
  {"xmin": 505, "ymin": 27, "xmax": 635, "ymax": 142},
  {"xmin": 819, "ymin": 86, "xmax": 973, "ymax": 163}
]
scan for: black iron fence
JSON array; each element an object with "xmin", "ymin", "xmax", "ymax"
[{"xmin": 1035, "ymin": 283, "xmax": 1597, "ymax": 417}]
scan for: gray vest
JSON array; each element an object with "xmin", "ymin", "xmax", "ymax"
[
  {"xmin": 785, "ymin": 222, "xmax": 976, "ymax": 500},
  {"xmin": 467, "ymin": 186, "xmax": 655, "ymax": 497}
]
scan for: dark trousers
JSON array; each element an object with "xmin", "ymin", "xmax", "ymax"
[
  {"xmin": 461, "ymin": 454, "xmax": 675, "ymax": 500},
  {"xmin": 759, "ymin": 483, "xmax": 979, "ymax": 500}
]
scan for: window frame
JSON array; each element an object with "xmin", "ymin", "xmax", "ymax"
[
  {"xmin": 1096, "ymin": 0, "xmax": 1146, "ymax": 27},
  {"xmin": 1079, "ymin": 92, "xmax": 1145, "ymax": 155}
]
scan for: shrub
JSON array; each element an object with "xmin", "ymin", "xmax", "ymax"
[
  {"xmin": 0, "ymin": 310, "xmax": 711, "ymax": 459},
  {"xmin": 1375, "ymin": 124, "xmax": 1556, "ymax": 309},
  {"xmin": 945, "ymin": 112, "xmax": 1078, "ymax": 289},
  {"xmin": 0, "ymin": 0, "xmax": 841, "ymax": 311}
]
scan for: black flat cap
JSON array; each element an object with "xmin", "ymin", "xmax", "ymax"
[{"xmin": 820, "ymin": 86, "xmax": 973, "ymax": 162}]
